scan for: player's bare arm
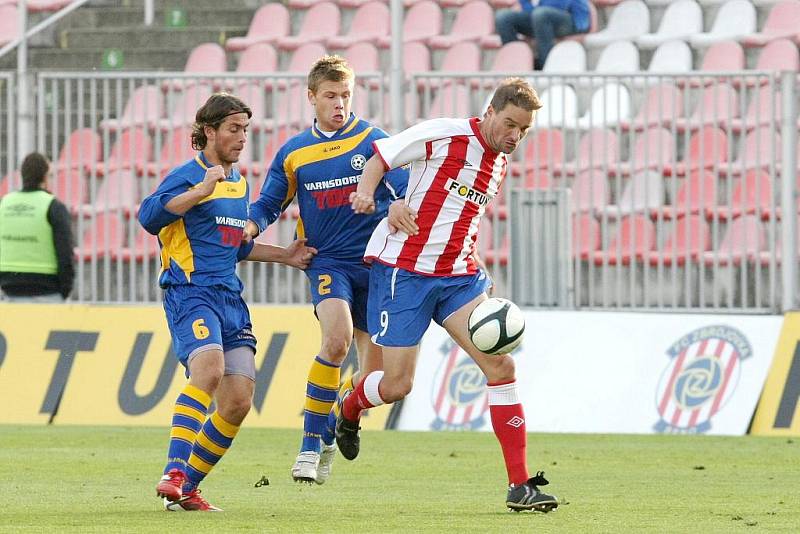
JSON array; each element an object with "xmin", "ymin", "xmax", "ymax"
[
  {"xmin": 245, "ymin": 238, "xmax": 318, "ymax": 270},
  {"xmin": 241, "ymin": 220, "xmax": 260, "ymax": 244},
  {"xmin": 387, "ymin": 200, "xmax": 418, "ymax": 235},
  {"xmin": 349, "ymin": 154, "xmax": 386, "ymax": 214},
  {"xmin": 164, "ymin": 165, "xmax": 226, "ymax": 216}
]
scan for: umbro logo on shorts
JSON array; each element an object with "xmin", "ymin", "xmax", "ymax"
[{"xmin": 506, "ymin": 416, "xmax": 524, "ymax": 428}]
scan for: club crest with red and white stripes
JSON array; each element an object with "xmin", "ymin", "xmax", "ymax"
[
  {"xmin": 654, "ymin": 325, "xmax": 752, "ymax": 434},
  {"xmin": 430, "ymin": 339, "xmax": 488, "ymax": 430}
]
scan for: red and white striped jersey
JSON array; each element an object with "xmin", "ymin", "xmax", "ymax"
[{"xmin": 365, "ymin": 117, "xmax": 507, "ymax": 276}]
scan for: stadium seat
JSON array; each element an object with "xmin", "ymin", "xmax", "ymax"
[
  {"xmin": 439, "ymin": 41, "xmax": 482, "ymax": 74},
  {"xmin": 642, "ymin": 40, "xmax": 692, "ymax": 81},
  {"xmin": 478, "ymin": 217, "xmax": 509, "ymax": 266},
  {"xmin": 427, "ymin": 84, "xmax": 472, "ymax": 119},
  {"xmin": 674, "ymin": 83, "xmax": 738, "ymax": 133},
  {"xmin": 117, "ymin": 224, "xmax": 160, "ymax": 262},
  {"xmin": 592, "ymin": 40, "xmax": 639, "ymax": 75},
  {"xmin": 612, "ymin": 128, "xmax": 675, "ymax": 178},
  {"xmin": 511, "ymin": 128, "xmax": 564, "ymax": 177},
  {"xmin": 711, "ymin": 169, "xmax": 774, "ymax": 220},
  {"xmin": 583, "ymin": 0, "xmax": 650, "ymax": 49},
  {"xmin": 342, "ymin": 42, "xmax": 380, "ymax": 78},
  {"xmin": 573, "ymin": 213, "xmax": 601, "ymax": 261},
  {"xmin": 603, "ymin": 170, "xmax": 666, "ymax": 218},
  {"xmin": 225, "ymin": 3, "xmax": 290, "ymax": 51},
  {"xmin": 95, "ymin": 128, "xmax": 153, "ymax": 177},
  {"xmin": 554, "ymin": 128, "xmax": 619, "ymax": 177},
  {"xmin": 232, "ymin": 43, "xmax": 278, "ymax": 80},
  {"xmin": 571, "ymin": 170, "xmax": 610, "ymax": 215},
  {"xmin": 648, "ymin": 215, "xmax": 711, "ymax": 266},
  {"xmin": 542, "ymin": 41, "xmax": 586, "ymax": 74},
  {"xmin": 55, "ymin": 128, "xmax": 102, "ymax": 172},
  {"xmin": 489, "ymin": 41, "xmax": 534, "ymax": 73},
  {"xmin": 286, "ymin": 43, "xmax": 329, "ymax": 75},
  {"xmin": 163, "ymin": 43, "xmax": 226, "ymax": 91},
  {"xmin": 144, "ymin": 127, "xmax": 194, "ymax": 177},
  {"xmin": 702, "ymin": 215, "xmax": 766, "ymax": 266},
  {"xmin": 0, "ymin": 5, "xmax": 18, "ymax": 46},
  {"xmin": 250, "ymin": 126, "xmax": 294, "ymax": 178},
  {"xmin": 404, "ymin": 41, "xmax": 432, "ymax": 77},
  {"xmin": 428, "ymin": 1, "xmax": 493, "ymax": 49},
  {"xmin": 667, "ymin": 126, "xmax": 729, "ymax": 177},
  {"xmin": 559, "ymin": 1, "xmax": 599, "ymax": 45},
  {"xmin": 622, "ymin": 83, "xmax": 683, "ymax": 132},
  {"xmin": 689, "ymin": 0, "xmax": 756, "ymax": 48},
  {"xmin": 684, "ymin": 40, "xmax": 745, "ymax": 87},
  {"xmin": 657, "ymin": 170, "xmax": 718, "ymax": 219},
  {"xmin": 231, "ymin": 82, "xmax": 266, "ymax": 132},
  {"xmin": 261, "ymin": 82, "xmax": 310, "ymax": 131},
  {"xmin": 727, "ymin": 85, "xmax": 783, "ymax": 134},
  {"xmin": 593, "ymin": 214, "xmax": 657, "ymax": 265},
  {"xmin": 74, "ymin": 212, "xmax": 125, "ymax": 261},
  {"xmin": 0, "ymin": 170, "xmax": 17, "ymax": 197},
  {"xmin": 327, "ymin": 1, "xmax": 390, "ymax": 49},
  {"xmin": 82, "ymin": 168, "xmax": 140, "ymax": 215},
  {"xmin": 376, "ymin": 0, "xmax": 442, "ymax": 48},
  {"xmin": 634, "ymin": 0, "xmax": 703, "ymax": 50},
  {"xmin": 535, "ymin": 84, "xmax": 579, "ymax": 128},
  {"xmin": 27, "ymin": 0, "xmax": 73, "ymax": 12},
  {"xmin": 156, "ymin": 85, "xmax": 214, "ymax": 131},
  {"xmin": 339, "ymin": 0, "xmax": 388, "ymax": 7},
  {"xmin": 52, "ymin": 169, "xmax": 87, "ymax": 212},
  {"xmin": 576, "ymin": 82, "xmax": 631, "ymax": 129},
  {"xmin": 741, "ymin": 0, "xmax": 800, "ymax": 47},
  {"xmin": 718, "ymin": 127, "xmax": 780, "ymax": 177},
  {"xmin": 738, "ymin": 38, "xmax": 800, "ymax": 88},
  {"xmin": 276, "ymin": 2, "xmax": 341, "ymax": 51},
  {"xmin": 99, "ymin": 85, "xmax": 163, "ymax": 133}
]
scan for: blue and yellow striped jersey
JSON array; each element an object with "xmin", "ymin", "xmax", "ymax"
[
  {"xmin": 138, "ymin": 153, "xmax": 253, "ymax": 292},
  {"xmin": 249, "ymin": 114, "xmax": 408, "ymax": 264}
]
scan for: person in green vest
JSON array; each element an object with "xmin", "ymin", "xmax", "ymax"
[{"xmin": 0, "ymin": 152, "xmax": 75, "ymax": 302}]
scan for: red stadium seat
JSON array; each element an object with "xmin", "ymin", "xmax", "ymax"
[
  {"xmin": 0, "ymin": 170, "xmax": 17, "ymax": 196},
  {"xmin": 95, "ymin": 128, "xmax": 153, "ymax": 177},
  {"xmin": 648, "ymin": 215, "xmax": 711, "ymax": 266},
  {"xmin": 100, "ymin": 85, "xmax": 163, "ymax": 133},
  {"xmin": 571, "ymin": 170, "xmax": 609, "ymax": 215},
  {"xmin": 710, "ymin": 169, "xmax": 774, "ymax": 221},
  {"xmin": 738, "ymin": 38, "xmax": 799, "ymax": 87},
  {"xmin": 667, "ymin": 127, "xmax": 728, "ymax": 177},
  {"xmin": 554, "ymin": 128, "xmax": 619, "ymax": 177},
  {"xmin": 478, "ymin": 217, "xmax": 509, "ymax": 266},
  {"xmin": 144, "ymin": 127, "xmax": 194, "ymax": 177},
  {"xmin": 572, "ymin": 213, "xmax": 601, "ymax": 261},
  {"xmin": 0, "ymin": 5, "xmax": 18, "ymax": 46},
  {"xmin": 376, "ymin": 0, "xmax": 442, "ymax": 48},
  {"xmin": 276, "ymin": 2, "xmax": 340, "ymax": 51},
  {"xmin": 593, "ymin": 214, "xmax": 656, "ymax": 265},
  {"xmin": 488, "ymin": 41, "xmax": 534, "ymax": 73},
  {"xmin": 117, "ymin": 224, "xmax": 160, "ymax": 262},
  {"xmin": 727, "ymin": 85, "xmax": 782, "ymax": 134},
  {"xmin": 439, "ymin": 41, "xmax": 481, "ymax": 75},
  {"xmin": 74, "ymin": 212, "xmax": 125, "ymax": 261},
  {"xmin": 286, "ymin": 42, "xmax": 329, "ymax": 75},
  {"xmin": 621, "ymin": 83, "xmax": 683, "ymax": 132},
  {"xmin": 156, "ymin": 85, "xmax": 214, "ymax": 131},
  {"xmin": 658, "ymin": 170, "xmax": 718, "ymax": 220},
  {"xmin": 718, "ymin": 127, "xmax": 780, "ymax": 177},
  {"xmin": 261, "ymin": 82, "xmax": 310, "ymax": 131},
  {"xmin": 674, "ymin": 83, "xmax": 739, "ymax": 133},
  {"xmin": 52, "ymin": 169, "xmax": 87, "ymax": 212},
  {"xmin": 225, "ymin": 4, "xmax": 290, "ymax": 51},
  {"xmin": 327, "ymin": 1, "xmax": 390, "ymax": 49},
  {"xmin": 427, "ymin": 84, "xmax": 472, "ymax": 119},
  {"xmin": 428, "ymin": 1, "xmax": 494, "ymax": 49},
  {"xmin": 233, "ymin": 82, "xmax": 266, "ymax": 133},
  {"xmin": 233, "ymin": 43, "xmax": 278, "ymax": 78},
  {"xmin": 611, "ymin": 127, "xmax": 674, "ymax": 178},
  {"xmin": 55, "ymin": 128, "xmax": 102, "ymax": 172},
  {"xmin": 342, "ymin": 42, "xmax": 381, "ymax": 89},
  {"xmin": 81, "ymin": 168, "xmax": 140, "ymax": 216},
  {"xmin": 741, "ymin": 0, "xmax": 800, "ymax": 47},
  {"xmin": 702, "ymin": 215, "xmax": 766, "ymax": 266},
  {"xmin": 511, "ymin": 128, "xmax": 564, "ymax": 177},
  {"xmin": 683, "ymin": 40, "xmax": 745, "ymax": 88},
  {"xmin": 27, "ymin": 0, "xmax": 73, "ymax": 12},
  {"xmin": 163, "ymin": 43, "xmax": 226, "ymax": 91},
  {"xmin": 603, "ymin": 170, "xmax": 665, "ymax": 219}
]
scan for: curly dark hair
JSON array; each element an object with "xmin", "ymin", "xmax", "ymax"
[{"xmin": 190, "ymin": 92, "xmax": 252, "ymax": 150}]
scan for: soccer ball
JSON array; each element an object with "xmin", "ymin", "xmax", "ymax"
[{"xmin": 467, "ymin": 298, "xmax": 525, "ymax": 355}]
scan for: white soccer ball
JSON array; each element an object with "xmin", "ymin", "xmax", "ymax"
[{"xmin": 467, "ymin": 298, "xmax": 525, "ymax": 355}]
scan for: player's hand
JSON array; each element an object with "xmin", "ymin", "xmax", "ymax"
[
  {"xmin": 471, "ymin": 250, "xmax": 494, "ymax": 295},
  {"xmin": 283, "ymin": 238, "xmax": 317, "ymax": 270},
  {"xmin": 349, "ymin": 191, "xmax": 376, "ymax": 214},
  {"xmin": 199, "ymin": 165, "xmax": 226, "ymax": 197},
  {"xmin": 388, "ymin": 201, "xmax": 418, "ymax": 235},
  {"xmin": 241, "ymin": 220, "xmax": 260, "ymax": 244}
]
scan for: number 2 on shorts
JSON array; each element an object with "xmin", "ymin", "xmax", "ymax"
[{"xmin": 318, "ymin": 274, "xmax": 332, "ymax": 295}]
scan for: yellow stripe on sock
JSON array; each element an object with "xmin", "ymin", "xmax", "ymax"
[
  {"xmin": 174, "ymin": 403, "xmax": 206, "ymax": 423},
  {"xmin": 184, "ymin": 384, "xmax": 212, "ymax": 407},
  {"xmin": 308, "ymin": 359, "xmax": 341, "ymax": 389},
  {"xmin": 305, "ymin": 396, "xmax": 335, "ymax": 415},
  {"xmin": 195, "ymin": 429, "xmax": 227, "ymax": 457},
  {"xmin": 170, "ymin": 426, "xmax": 199, "ymax": 443},
  {"xmin": 339, "ymin": 375, "xmax": 354, "ymax": 396},
  {"xmin": 187, "ymin": 453, "xmax": 213, "ymax": 475},
  {"xmin": 210, "ymin": 411, "xmax": 240, "ymax": 439}
]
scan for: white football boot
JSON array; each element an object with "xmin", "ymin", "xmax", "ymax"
[
  {"xmin": 315, "ymin": 443, "xmax": 337, "ymax": 485},
  {"xmin": 291, "ymin": 451, "xmax": 319, "ymax": 483}
]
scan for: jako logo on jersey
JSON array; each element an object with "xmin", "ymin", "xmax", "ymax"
[
  {"xmin": 445, "ymin": 178, "xmax": 489, "ymax": 206},
  {"xmin": 430, "ymin": 339, "xmax": 488, "ymax": 430},
  {"xmin": 654, "ymin": 325, "xmax": 752, "ymax": 434},
  {"xmin": 351, "ymin": 154, "xmax": 366, "ymax": 171}
]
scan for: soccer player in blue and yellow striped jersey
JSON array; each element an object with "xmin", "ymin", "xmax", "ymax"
[
  {"xmin": 246, "ymin": 56, "xmax": 409, "ymax": 484},
  {"xmin": 139, "ymin": 93, "xmax": 316, "ymax": 511}
]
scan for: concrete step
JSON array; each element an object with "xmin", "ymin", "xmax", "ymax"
[
  {"xmin": 0, "ymin": 47, "xmax": 192, "ymax": 70},
  {"xmin": 60, "ymin": 26, "xmax": 247, "ymax": 50},
  {"xmin": 71, "ymin": 6, "xmax": 257, "ymax": 29}
]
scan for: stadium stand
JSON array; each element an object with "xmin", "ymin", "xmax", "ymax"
[
  {"xmin": 99, "ymin": 85, "xmax": 163, "ymax": 133},
  {"xmin": 634, "ymin": 0, "xmax": 703, "ymax": 50},
  {"xmin": 689, "ymin": 0, "xmax": 757, "ymax": 48},
  {"xmin": 327, "ymin": 1, "xmax": 390, "ymax": 49},
  {"xmin": 376, "ymin": 0, "xmax": 442, "ymax": 48},
  {"xmin": 224, "ymin": 3, "xmax": 291, "ymax": 51},
  {"xmin": 276, "ymin": 2, "xmax": 341, "ymax": 51},
  {"xmin": 740, "ymin": 0, "xmax": 800, "ymax": 47},
  {"xmin": 583, "ymin": 0, "xmax": 650, "ymax": 48}
]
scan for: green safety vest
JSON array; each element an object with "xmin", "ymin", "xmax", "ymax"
[{"xmin": 0, "ymin": 190, "xmax": 58, "ymax": 274}]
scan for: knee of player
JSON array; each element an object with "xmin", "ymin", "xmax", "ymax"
[
  {"xmin": 221, "ymin": 395, "xmax": 252, "ymax": 422},
  {"xmin": 381, "ymin": 377, "xmax": 413, "ymax": 403},
  {"xmin": 320, "ymin": 335, "xmax": 352, "ymax": 362},
  {"xmin": 486, "ymin": 354, "xmax": 516, "ymax": 382}
]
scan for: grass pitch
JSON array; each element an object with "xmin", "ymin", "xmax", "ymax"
[{"xmin": 1, "ymin": 426, "xmax": 797, "ymax": 533}]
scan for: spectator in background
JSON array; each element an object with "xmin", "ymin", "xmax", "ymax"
[
  {"xmin": 0, "ymin": 152, "xmax": 75, "ymax": 302},
  {"xmin": 495, "ymin": 0, "xmax": 590, "ymax": 70}
]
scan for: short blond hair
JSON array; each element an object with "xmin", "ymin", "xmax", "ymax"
[
  {"xmin": 307, "ymin": 55, "xmax": 355, "ymax": 93},
  {"xmin": 490, "ymin": 78, "xmax": 543, "ymax": 113}
]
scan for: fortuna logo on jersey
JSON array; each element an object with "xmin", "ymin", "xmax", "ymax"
[
  {"xmin": 654, "ymin": 325, "xmax": 752, "ymax": 434},
  {"xmin": 430, "ymin": 339, "xmax": 488, "ymax": 430},
  {"xmin": 351, "ymin": 154, "xmax": 366, "ymax": 170},
  {"xmin": 445, "ymin": 178, "xmax": 489, "ymax": 206}
]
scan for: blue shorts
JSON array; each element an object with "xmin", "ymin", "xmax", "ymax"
[
  {"xmin": 163, "ymin": 284, "xmax": 257, "ymax": 368},
  {"xmin": 367, "ymin": 262, "xmax": 491, "ymax": 347},
  {"xmin": 305, "ymin": 259, "xmax": 370, "ymax": 332}
]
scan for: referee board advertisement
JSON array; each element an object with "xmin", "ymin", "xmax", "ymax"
[{"xmin": 396, "ymin": 311, "xmax": 781, "ymax": 436}]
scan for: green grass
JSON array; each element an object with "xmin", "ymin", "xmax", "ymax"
[{"xmin": 1, "ymin": 426, "xmax": 798, "ymax": 533}]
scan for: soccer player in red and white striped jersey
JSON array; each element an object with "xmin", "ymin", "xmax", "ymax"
[{"xmin": 336, "ymin": 78, "xmax": 560, "ymax": 512}]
